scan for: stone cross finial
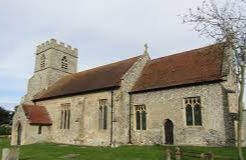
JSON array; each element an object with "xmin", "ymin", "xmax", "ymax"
[{"xmin": 144, "ymin": 43, "xmax": 148, "ymax": 54}]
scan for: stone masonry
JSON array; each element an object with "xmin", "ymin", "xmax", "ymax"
[
  {"xmin": 11, "ymin": 40, "xmax": 239, "ymax": 147},
  {"xmin": 23, "ymin": 39, "xmax": 78, "ymax": 103}
]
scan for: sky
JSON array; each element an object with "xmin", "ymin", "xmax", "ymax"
[{"xmin": 0, "ymin": 0, "xmax": 231, "ymax": 110}]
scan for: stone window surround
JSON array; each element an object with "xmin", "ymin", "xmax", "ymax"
[
  {"xmin": 38, "ymin": 125, "xmax": 42, "ymax": 134},
  {"xmin": 99, "ymin": 99, "xmax": 108, "ymax": 130},
  {"xmin": 60, "ymin": 103, "xmax": 71, "ymax": 129},
  {"xmin": 134, "ymin": 104, "xmax": 147, "ymax": 131},
  {"xmin": 61, "ymin": 56, "xmax": 68, "ymax": 70},
  {"xmin": 40, "ymin": 54, "xmax": 46, "ymax": 69},
  {"xmin": 183, "ymin": 96, "xmax": 203, "ymax": 127}
]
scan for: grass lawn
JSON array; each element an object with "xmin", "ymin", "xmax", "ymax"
[{"xmin": 1, "ymin": 137, "xmax": 246, "ymax": 160}]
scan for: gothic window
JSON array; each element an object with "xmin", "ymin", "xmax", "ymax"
[
  {"xmin": 135, "ymin": 105, "xmax": 147, "ymax": 130},
  {"xmin": 60, "ymin": 103, "xmax": 71, "ymax": 129},
  {"xmin": 61, "ymin": 56, "xmax": 68, "ymax": 70},
  {"xmin": 184, "ymin": 97, "xmax": 202, "ymax": 126},
  {"xmin": 38, "ymin": 125, "xmax": 42, "ymax": 134},
  {"xmin": 40, "ymin": 54, "xmax": 46, "ymax": 69},
  {"xmin": 142, "ymin": 110, "xmax": 147, "ymax": 130},
  {"xmin": 99, "ymin": 99, "xmax": 108, "ymax": 130},
  {"xmin": 194, "ymin": 104, "xmax": 202, "ymax": 125},
  {"xmin": 186, "ymin": 105, "xmax": 193, "ymax": 126}
]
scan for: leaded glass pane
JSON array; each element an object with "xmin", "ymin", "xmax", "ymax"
[
  {"xmin": 67, "ymin": 110, "xmax": 71, "ymax": 129},
  {"xmin": 136, "ymin": 111, "xmax": 141, "ymax": 130},
  {"xmin": 103, "ymin": 106, "xmax": 107, "ymax": 129},
  {"xmin": 142, "ymin": 111, "xmax": 147, "ymax": 130},
  {"xmin": 186, "ymin": 105, "xmax": 193, "ymax": 125},
  {"xmin": 194, "ymin": 104, "xmax": 202, "ymax": 126}
]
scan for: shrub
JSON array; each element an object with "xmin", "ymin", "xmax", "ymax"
[{"xmin": 0, "ymin": 124, "xmax": 11, "ymax": 135}]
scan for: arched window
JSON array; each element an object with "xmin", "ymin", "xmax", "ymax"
[
  {"xmin": 185, "ymin": 105, "xmax": 193, "ymax": 126},
  {"xmin": 136, "ymin": 111, "xmax": 141, "ymax": 130},
  {"xmin": 61, "ymin": 56, "xmax": 68, "ymax": 70},
  {"xmin": 60, "ymin": 103, "xmax": 71, "ymax": 129},
  {"xmin": 141, "ymin": 110, "xmax": 147, "ymax": 130},
  {"xmin": 135, "ymin": 105, "xmax": 147, "ymax": 130},
  {"xmin": 103, "ymin": 105, "xmax": 107, "ymax": 129},
  {"xmin": 99, "ymin": 106, "xmax": 103, "ymax": 129},
  {"xmin": 184, "ymin": 97, "xmax": 202, "ymax": 126},
  {"xmin": 99, "ymin": 99, "xmax": 108, "ymax": 130},
  {"xmin": 40, "ymin": 54, "xmax": 46, "ymax": 69},
  {"xmin": 17, "ymin": 123, "xmax": 22, "ymax": 145},
  {"xmin": 194, "ymin": 104, "xmax": 202, "ymax": 125},
  {"xmin": 38, "ymin": 125, "xmax": 42, "ymax": 134}
]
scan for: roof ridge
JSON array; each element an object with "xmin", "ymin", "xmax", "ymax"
[
  {"xmin": 72, "ymin": 55, "xmax": 142, "ymax": 76},
  {"xmin": 150, "ymin": 43, "xmax": 222, "ymax": 63}
]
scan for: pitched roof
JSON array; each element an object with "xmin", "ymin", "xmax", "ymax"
[
  {"xmin": 34, "ymin": 56, "xmax": 140, "ymax": 101},
  {"xmin": 131, "ymin": 44, "xmax": 225, "ymax": 93},
  {"xmin": 22, "ymin": 104, "xmax": 52, "ymax": 125}
]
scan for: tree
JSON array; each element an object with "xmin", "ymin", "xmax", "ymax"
[
  {"xmin": 182, "ymin": 0, "xmax": 246, "ymax": 159},
  {"xmin": 0, "ymin": 106, "xmax": 13, "ymax": 125}
]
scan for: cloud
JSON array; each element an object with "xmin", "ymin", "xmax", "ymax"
[
  {"xmin": 1, "ymin": 0, "xmax": 220, "ymax": 104},
  {"xmin": 0, "ymin": 102, "xmax": 18, "ymax": 111}
]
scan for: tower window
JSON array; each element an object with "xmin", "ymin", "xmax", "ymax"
[
  {"xmin": 135, "ymin": 105, "xmax": 147, "ymax": 130},
  {"xmin": 184, "ymin": 97, "xmax": 202, "ymax": 126},
  {"xmin": 61, "ymin": 56, "xmax": 68, "ymax": 70},
  {"xmin": 40, "ymin": 54, "xmax": 46, "ymax": 69}
]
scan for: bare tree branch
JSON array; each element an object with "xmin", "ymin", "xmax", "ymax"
[{"xmin": 181, "ymin": 0, "xmax": 246, "ymax": 159}]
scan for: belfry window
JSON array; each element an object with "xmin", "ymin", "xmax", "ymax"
[
  {"xmin": 135, "ymin": 105, "xmax": 147, "ymax": 130},
  {"xmin": 61, "ymin": 56, "xmax": 68, "ymax": 70},
  {"xmin": 184, "ymin": 97, "xmax": 202, "ymax": 126},
  {"xmin": 99, "ymin": 99, "xmax": 108, "ymax": 130},
  {"xmin": 40, "ymin": 54, "xmax": 46, "ymax": 69},
  {"xmin": 60, "ymin": 103, "xmax": 71, "ymax": 129}
]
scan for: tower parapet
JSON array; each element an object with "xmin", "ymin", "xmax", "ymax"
[
  {"xmin": 23, "ymin": 38, "xmax": 78, "ymax": 103},
  {"xmin": 36, "ymin": 39, "xmax": 78, "ymax": 57}
]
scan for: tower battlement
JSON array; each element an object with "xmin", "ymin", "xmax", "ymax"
[
  {"xmin": 36, "ymin": 39, "xmax": 78, "ymax": 57},
  {"xmin": 24, "ymin": 38, "xmax": 78, "ymax": 103}
]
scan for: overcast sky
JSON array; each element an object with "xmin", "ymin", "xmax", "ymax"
[{"xmin": 0, "ymin": 0, "xmax": 230, "ymax": 110}]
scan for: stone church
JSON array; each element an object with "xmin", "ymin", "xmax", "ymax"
[{"xmin": 11, "ymin": 39, "xmax": 238, "ymax": 147}]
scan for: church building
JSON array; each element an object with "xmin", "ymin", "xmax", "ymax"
[{"xmin": 11, "ymin": 39, "xmax": 238, "ymax": 146}]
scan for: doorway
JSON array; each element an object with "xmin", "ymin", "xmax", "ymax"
[
  {"xmin": 17, "ymin": 123, "xmax": 22, "ymax": 145},
  {"xmin": 164, "ymin": 119, "xmax": 174, "ymax": 144}
]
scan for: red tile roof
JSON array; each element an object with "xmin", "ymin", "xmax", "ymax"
[
  {"xmin": 22, "ymin": 104, "xmax": 52, "ymax": 125},
  {"xmin": 131, "ymin": 44, "xmax": 225, "ymax": 93},
  {"xmin": 34, "ymin": 56, "xmax": 140, "ymax": 101}
]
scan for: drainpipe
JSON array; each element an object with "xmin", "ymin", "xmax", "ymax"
[
  {"xmin": 110, "ymin": 90, "xmax": 114, "ymax": 146},
  {"xmin": 128, "ymin": 93, "xmax": 132, "ymax": 144}
]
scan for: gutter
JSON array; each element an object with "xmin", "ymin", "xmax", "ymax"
[
  {"xmin": 110, "ymin": 90, "xmax": 114, "ymax": 146},
  {"xmin": 33, "ymin": 86, "xmax": 120, "ymax": 102},
  {"xmin": 128, "ymin": 93, "xmax": 133, "ymax": 144},
  {"xmin": 130, "ymin": 79, "xmax": 224, "ymax": 94}
]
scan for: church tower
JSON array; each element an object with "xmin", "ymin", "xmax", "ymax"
[{"xmin": 23, "ymin": 39, "xmax": 78, "ymax": 103}]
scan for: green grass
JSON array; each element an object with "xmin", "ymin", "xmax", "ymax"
[{"xmin": 0, "ymin": 137, "xmax": 246, "ymax": 160}]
